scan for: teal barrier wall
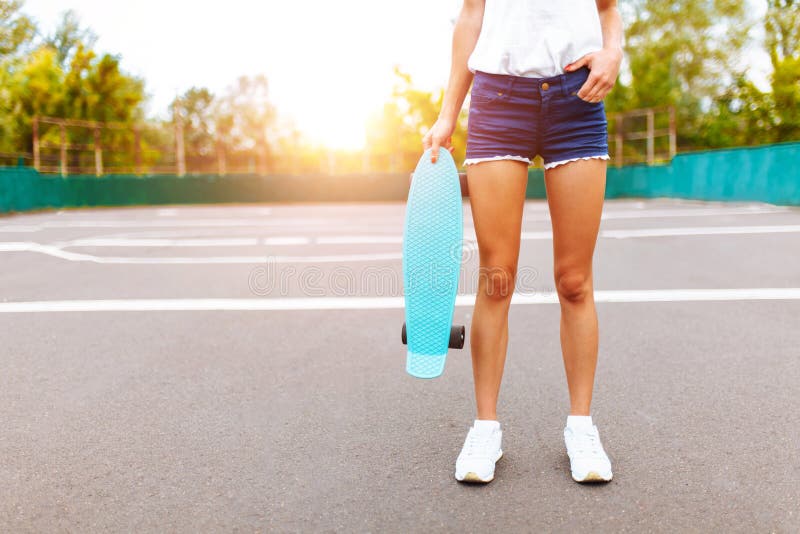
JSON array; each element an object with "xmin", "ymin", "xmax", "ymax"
[
  {"xmin": 1, "ymin": 141, "xmax": 798, "ymax": 214},
  {"xmin": 0, "ymin": 171, "xmax": 411, "ymax": 213},
  {"xmin": 528, "ymin": 141, "xmax": 800, "ymax": 204}
]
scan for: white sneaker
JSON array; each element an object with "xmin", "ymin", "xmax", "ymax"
[
  {"xmin": 563, "ymin": 416, "xmax": 613, "ymax": 483},
  {"xmin": 455, "ymin": 420, "xmax": 503, "ymax": 483}
]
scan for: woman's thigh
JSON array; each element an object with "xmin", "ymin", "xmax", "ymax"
[
  {"xmin": 544, "ymin": 159, "xmax": 606, "ymax": 284},
  {"xmin": 467, "ymin": 159, "xmax": 530, "ymax": 294}
]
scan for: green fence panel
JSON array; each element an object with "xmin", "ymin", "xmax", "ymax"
[{"xmin": 2, "ymin": 141, "xmax": 799, "ymax": 215}]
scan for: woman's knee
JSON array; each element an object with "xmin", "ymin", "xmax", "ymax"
[
  {"xmin": 479, "ymin": 264, "xmax": 517, "ymax": 300},
  {"xmin": 555, "ymin": 269, "xmax": 592, "ymax": 303}
]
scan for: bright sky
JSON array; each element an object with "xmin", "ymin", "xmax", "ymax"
[{"xmin": 23, "ymin": 0, "xmax": 771, "ymax": 150}]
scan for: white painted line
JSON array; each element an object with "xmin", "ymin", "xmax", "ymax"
[
  {"xmin": 0, "ymin": 242, "xmax": 402, "ymax": 263},
  {"xmin": 522, "ymin": 225, "xmax": 800, "ymax": 241},
  {"xmin": 521, "ymin": 206, "xmax": 786, "ymax": 222},
  {"xmin": 2, "ymin": 222, "xmax": 800, "ymax": 264},
  {"xmin": 600, "ymin": 206, "xmax": 787, "ymax": 220},
  {"xmin": 601, "ymin": 225, "xmax": 800, "ymax": 239},
  {"xmin": 82, "ymin": 226, "xmax": 404, "ymax": 241},
  {"xmin": 316, "ymin": 235, "xmax": 404, "ymax": 245},
  {"xmin": 0, "ymin": 205, "xmax": 787, "ymax": 234},
  {"xmin": 1, "ymin": 288, "xmax": 799, "ymax": 313},
  {"xmin": 0, "ymin": 217, "xmax": 359, "ymax": 231},
  {"xmin": 0, "ymin": 225, "xmax": 40, "ymax": 233},
  {"xmin": 262, "ymin": 237, "xmax": 312, "ymax": 246},
  {"xmin": 520, "ymin": 231, "xmax": 553, "ymax": 240},
  {"xmin": 47, "ymin": 224, "xmax": 800, "ymax": 250},
  {"xmin": 61, "ymin": 238, "xmax": 260, "ymax": 248},
  {"xmin": 86, "ymin": 253, "xmax": 403, "ymax": 264},
  {"xmin": 0, "ymin": 242, "xmax": 97, "ymax": 261}
]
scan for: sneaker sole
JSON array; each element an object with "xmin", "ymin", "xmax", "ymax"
[
  {"xmin": 572, "ymin": 471, "xmax": 613, "ymax": 483},
  {"xmin": 456, "ymin": 452, "xmax": 503, "ymax": 484}
]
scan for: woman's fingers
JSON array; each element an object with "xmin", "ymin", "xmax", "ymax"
[
  {"xmin": 422, "ymin": 130, "xmax": 432, "ymax": 150},
  {"xmin": 431, "ymin": 135, "xmax": 453, "ymax": 163},
  {"xmin": 423, "ymin": 119, "xmax": 455, "ymax": 163}
]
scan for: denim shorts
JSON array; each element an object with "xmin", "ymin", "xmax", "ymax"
[{"xmin": 465, "ymin": 66, "xmax": 610, "ymax": 169}]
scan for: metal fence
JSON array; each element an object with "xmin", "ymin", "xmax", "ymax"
[{"xmin": 21, "ymin": 106, "xmax": 676, "ymax": 176}]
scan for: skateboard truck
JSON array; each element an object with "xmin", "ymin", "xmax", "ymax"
[
  {"xmin": 409, "ymin": 172, "xmax": 469, "ymax": 197},
  {"xmin": 401, "ymin": 322, "xmax": 465, "ymax": 350}
]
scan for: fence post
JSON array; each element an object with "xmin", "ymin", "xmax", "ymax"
[
  {"xmin": 33, "ymin": 116, "xmax": 40, "ymax": 171},
  {"xmin": 134, "ymin": 126, "xmax": 142, "ymax": 175},
  {"xmin": 615, "ymin": 114, "xmax": 624, "ymax": 167},
  {"xmin": 174, "ymin": 100, "xmax": 186, "ymax": 176},
  {"xmin": 94, "ymin": 127, "xmax": 103, "ymax": 176},
  {"xmin": 669, "ymin": 106, "xmax": 677, "ymax": 160},
  {"xmin": 60, "ymin": 122, "xmax": 67, "ymax": 177},
  {"xmin": 216, "ymin": 137, "xmax": 227, "ymax": 176},
  {"xmin": 646, "ymin": 109, "xmax": 655, "ymax": 165}
]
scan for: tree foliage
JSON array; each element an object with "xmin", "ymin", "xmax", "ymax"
[
  {"xmin": 0, "ymin": 9, "xmax": 144, "ymax": 160},
  {"xmin": 0, "ymin": 0, "xmax": 33, "ymax": 56},
  {"xmin": 1, "ymin": 0, "xmax": 799, "ymax": 173},
  {"xmin": 367, "ymin": 66, "xmax": 468, "ymax": 171},
  {"xmin": 765, "ymin": 0, "xmax": 800, "ymax": 140}
]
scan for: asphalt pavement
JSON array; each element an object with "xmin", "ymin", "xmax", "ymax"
[{"xmin": 1, "ymin": 198, "xmax": 798, "ymax": 532}]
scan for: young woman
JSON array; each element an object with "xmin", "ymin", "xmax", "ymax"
[{"xmin": 422, "ymin": 0, "xmax": 624, "ymax": 483}]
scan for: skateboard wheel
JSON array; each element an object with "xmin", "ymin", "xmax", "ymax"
[
  {"xmin": 401, "ymin": 322, "xmax": 407, "ymax": 345},
  {"xmin": 449, "ymin": 325, "xmax": 466, "ymax": 349}
]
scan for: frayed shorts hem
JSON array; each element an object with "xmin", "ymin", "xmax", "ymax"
[
  {"xmin": 463, "ymin": 155, "xmax": 532, "ymax": 166},
  {"xmin": 544, "ymin": 154, "xmax": 610, "ymax": 169},
  {"xmin": 463, "ymin": 153, "xmax": 610, "ymax": 169}
]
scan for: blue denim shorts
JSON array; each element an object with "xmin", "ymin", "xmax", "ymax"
[{"xmin": 465, "ymin": 66, "xmax": 610, "ymax": 169}]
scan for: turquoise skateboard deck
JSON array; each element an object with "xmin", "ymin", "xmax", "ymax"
[{"xmin": 401, "ymin": 148, "xmax": 466, "ymax": 379}]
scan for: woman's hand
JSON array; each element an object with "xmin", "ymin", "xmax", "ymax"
[
  {"xmin": 564, "ymin": 47, "xmax": 623, "ymax": 103},
  {"xmin": 422, "ymin": 117, "xmax": 456, "ymax": 163}
]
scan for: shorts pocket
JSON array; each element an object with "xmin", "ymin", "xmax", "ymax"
[
  {"xmin": 470, "ymin": 76, "xmax": 509, "ymax": 105},
  {"xmin": 470, "ymin": 87, "xmax": 506, "ymax": 105},
  {"xmin": 569, "ymin": 90, "xmax": 603, "ymax": 105}
]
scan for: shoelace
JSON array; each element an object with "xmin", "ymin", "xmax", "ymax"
[
  {"xmin": 463, "ymin": 430, "xmax": 495, "ymax": 459},
  {"xmin": 572, "ymin": 428, "xmax": 604, "ymax": 458}
]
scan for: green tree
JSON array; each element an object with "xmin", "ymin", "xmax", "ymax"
[
  {"xmin": 0, "ymin": 0, "xmax": 34, "ymax": 56},
  {"xmin": 61, "ymin": 43, "xmax": 144, "ymax": 123},
  {"xmin": 765, "ymin": 0, "xmax": 800, "ymax": 140},
  {"xmin": 214, "ymin": 75, "xmax": 277, "ymax": 173},
  {"xmin": 0, "ymin": 0, "xmax": 36, "ymax": 152},
  {"xmin": 1, "ymin": 10, "xmax": 145, "ymax": 168},
  {"xmin": 367, "ymin": 66, "xmax": 468, "ymax": 171},
  {"xmin": 615, "ymin": 0, "xmax": 751, "ymax": 150},
  {"xmin": 173, "ymin": 87, "xmax": 216, "ymax": 158},
  {"xmin": 43, "ymin": 9, "xmax": 96, "ymax": 66}
]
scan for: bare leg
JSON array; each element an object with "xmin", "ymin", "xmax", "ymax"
[
  {"xmin": 467, "ymin": 159, "xmax": 529, "ymax": 420},
  {"xmin": 543, "ymin": 159, "xmax": 606, "ymax": 416}
]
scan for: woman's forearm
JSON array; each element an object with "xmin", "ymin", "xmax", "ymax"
[
  {"xmin": 597, "ymin": 0, "xmax": 624, "ymax": 53},
  {"xmin": 439, "ymin": 0, "xmax": 485, "ymax": 123}
]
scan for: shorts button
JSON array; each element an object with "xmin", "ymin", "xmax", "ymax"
[{"xmin": 541, "ymin": 82, "xmax": 550, "ymax": 91}]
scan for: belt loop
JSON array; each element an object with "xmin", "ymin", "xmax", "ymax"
[{"xmin": 507, "ymin": 76, "xmax": 515, "ymax": 96}]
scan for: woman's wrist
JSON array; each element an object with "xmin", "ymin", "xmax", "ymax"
[
  {"xmin": 603, "ymin": 45, "xmax": 623, "ymax": 57},
  {"xmin": 436, "ymin": 111, "xmax": 458, "ymax": 127}
]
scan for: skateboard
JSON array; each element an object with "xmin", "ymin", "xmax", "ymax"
[{"xmin": 401, "ymin": 148, "xmax": 467, "ymax": 379}]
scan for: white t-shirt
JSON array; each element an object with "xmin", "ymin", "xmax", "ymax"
[{"xmin": 467, "ymin": 0, "xmax": 604, "ymax": 78}]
